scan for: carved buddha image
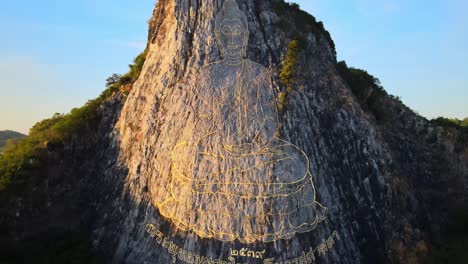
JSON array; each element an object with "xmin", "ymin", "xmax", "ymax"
[{"xmin": 157, "ymin": 0, "xmax": 327, "ymax": 243}]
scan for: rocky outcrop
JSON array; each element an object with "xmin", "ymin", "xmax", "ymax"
[
  {"xmin": 1, "ymin": 1, "xmax": 466, "ymax": 264},
  {"xmin": 94, "ymin": 0, "xmax": 467, "ymax": 263}
]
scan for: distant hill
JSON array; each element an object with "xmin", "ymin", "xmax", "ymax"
[{"xmin": 0, "ymin": 130, "xmax": 26, "ymax": 152}]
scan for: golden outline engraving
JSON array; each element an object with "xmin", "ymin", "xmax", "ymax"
[{"xmin": 156, "ymin": 0, "xmax": 327, "ymax": 243}]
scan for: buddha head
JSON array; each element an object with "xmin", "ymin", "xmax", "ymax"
[{"xmin": 215, "ymin": 0, "xmax": 249, "ymax": 58}]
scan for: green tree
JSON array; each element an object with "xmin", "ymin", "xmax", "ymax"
[
  {"xmin": 106, "ymin": 74, "xmax": 122, "ymax": 87},
  {"xmin": 0, "ymin": 50, "xmax": 148, "ymax": 192}
]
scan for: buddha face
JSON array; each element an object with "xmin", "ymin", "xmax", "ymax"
[{"xmin": 219, "ymin": 19, "xmax": 246, "ymax": 56}]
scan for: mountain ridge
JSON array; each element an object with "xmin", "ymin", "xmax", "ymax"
[
  {"xmin": 0, "ymin": 130, "xmax": 26, "ymax": 153},
  {"xmin": 0, "ymin": 0, "xmax": 466, "ymax": 263}
]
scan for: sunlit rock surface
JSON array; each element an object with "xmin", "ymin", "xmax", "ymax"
[
  {"xmin": 99, "ymin": 0, "xmax": 467, "ymax": 263},
  {"xmin": 102, "ymin": 0, "xmax": 467, "ymax": 263},
  {"xmin": 1, "ymin": 1, "xmax": 466, "ymax": 264}
]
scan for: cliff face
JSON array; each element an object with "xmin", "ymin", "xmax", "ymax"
[
  {"xmin": 1, "ymin": 1, "xmax": 466, "ymax": 264},
  {"xmin": 101, "ymin": 0, "xmax": 467, "ymax": 263}
]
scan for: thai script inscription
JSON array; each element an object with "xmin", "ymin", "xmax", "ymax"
[
  {"xmin": 230, "ymin": 248, "xmax": 265, "ymax": 259},
  {"xmin": 146, "ymin": 224, "xmax": 340, "ymax": 264}
]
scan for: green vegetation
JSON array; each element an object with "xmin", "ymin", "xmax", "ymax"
[
  {"xmin": 280, "ymin": 40, "xmax": 301, "ymax": 89},
  {"xmin": 114, "ymin": 51, "xmax": 147, "ymax": 88},
  {"xmin": 431, "ymin": 117, "xmax": 468, "ymax": 146},
  {"xmin": 269, "ymin": 1, "xmax": 337, "ymax": 112},
  {"xmin": 269, "ymin": 0, "xmax": 335, "ymax": 57},
  {"xmin": 431, "ymin": 117, "xmax": 468, "ymax": 128},
  {"xmin": 337, "ymin": 60, "xmax": 468, "ymax": 145},
  {"xmin": 277, "ymin": 40, "xmax": 302, "ymax": 113},
  {"xmin": 0, "ymin": 50, "xmax": 147, "ymax": 192},
  {"xmin": 277, "ymin": 92, "xmax": 287, "ymax": 112},
  {"xmin": 0, "ymin": 130, "xmax": 25, "ymax": 153},
  {"xmin": 106, "ymin": 73, "xmax": 122, "ymax": 87},
  {"xmin": 336, "ymin": 60, "xmax": 403, "ymax": 122}
]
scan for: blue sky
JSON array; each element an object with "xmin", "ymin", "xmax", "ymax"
[{"xmin": 0, "ymin": 0, "xmax": 466, "ymax": 134}]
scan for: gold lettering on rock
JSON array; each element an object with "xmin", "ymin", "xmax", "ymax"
[{"xmin": 146, "ymin": 223, "xmax": 340, "ymax": 264}]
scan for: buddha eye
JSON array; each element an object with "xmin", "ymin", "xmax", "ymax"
[{"xmin": 233, "ymin": 29, "xmax": 241, "ymax": 36}]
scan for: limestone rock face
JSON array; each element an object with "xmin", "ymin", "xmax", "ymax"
[
  {"xmin": 1, "ymin": 1, "xmax": 466, "ymax": 263},
  {"xmin": 76, "ymin": 1, "xmax": 468, "ymax": 263}
]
